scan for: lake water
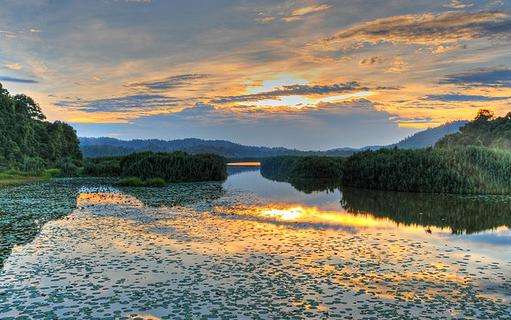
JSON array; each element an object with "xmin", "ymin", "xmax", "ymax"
[{"xmin": 0, "ymin": 167, "xmax": 510, "ymax": 319}]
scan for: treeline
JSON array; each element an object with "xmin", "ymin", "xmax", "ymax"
[
  {"xmin": 261, "ymin": 156, "xmax": 344, "ymax": 180},
  {"xmin": 0, "ymin": 83, "xmax": 82, "ymax": 174},
  {"xmin": 260, "ymin": 110, "xmax": 511, "ymax": 195},
  {"xmin": 437, "ymin": 110, "xmax": 511, "ymax": 149},
  {"xmin": 85, "ymin": 151, "xmax": 227, "ymax": 182},
  {"xmin": 341, "ymin": 146, "xmax": 511, "ymax": 194}
]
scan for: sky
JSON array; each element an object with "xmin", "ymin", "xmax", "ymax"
[{"xmin": 0, "ymin": 0, "xmax": 510, "ymax": 150}]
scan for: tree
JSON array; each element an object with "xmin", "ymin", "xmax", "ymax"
[{"xmin": 475, "ymin": 109, "xmax": 494, "ymax": 122}]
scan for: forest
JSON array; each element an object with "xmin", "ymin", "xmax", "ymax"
[
  {"xmin": 261, "ymin": 110, "xmax": 511, "ymax": 195},
  {"xmin": 436, "ymin": 110, "xmax": 511, "ymax": 149},
  {"xmin": 0, "ymin": 83, "xmax": 82, "ymax": 177},
  {"xmin": 85, "ymin": 151, "xmax": 227, "ymax": 184}
]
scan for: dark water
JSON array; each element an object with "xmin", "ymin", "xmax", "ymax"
[{"xmin": 0, "ymin": 167, "xmax": 510, "ymax": 319}]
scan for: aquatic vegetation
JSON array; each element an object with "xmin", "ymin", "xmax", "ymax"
[
  {"xmin": 261, "ymin": 156, "xmax": 344, "ymax": 180},
  {"xmin": 342, "ymin": 146, "xmax": 511, "ymax": 194},
  {"xmin": 121, "ymin": 152, "xmax": 227, "ymax": 182},
  {"xmin": 0, "ymin": 185, "xmax": 509, "ymax": 319},
  {"xmin": 0, "ymin": 170, "xmax": 509, "ymax": 318},
  {"xmin": 118, "ymin": 177, "xmax": 167, "ymax": 187}
]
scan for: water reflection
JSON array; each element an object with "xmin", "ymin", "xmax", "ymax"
[
  {"xmin": 257, "ymin": 167, "xmax": 511, "ymax": 236},
  {"xmin": 0, "ymin": 169, "xmax": 510, "ymax": 318},
  {"xmin": 1, "ymin": 181, "xmax": 509, "ymax": 318},
  {"xmin": 341, "ymin": 187, "xmax": 511, "ymax": 235},
  {"xmin": 0, "ymin": 178, "xmax": 225, "ymax": 269}
]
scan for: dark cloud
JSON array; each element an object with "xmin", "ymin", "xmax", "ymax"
[
  {"xmin": 126, "ymin": 74, "xmax": 209, "ymax": 91},
  {"xmin": 359, "ymin": 56, "xmax": 382, "ymax": 65},
  {"xmin": 0, "ymin": 76, "xmax": 38, "ymax": 84},
  {"xmin": 440, "ymin": 68, "xmax": 511, "ymax": 87},
  {"xmin": 56, "ymin": 94, "xmax": 181, "ymax": 112},
  {"xmin": 74, "ymin": 99, "xmax": 414, "ymax": 149},
  {"xmin": 324, "ymin": 11, "xmax": 511, "ymax": 47},
  {"xmin": 424, "ymin": 93, "xmax": 511, "ymax": 102},
  {"xmin": 211, "ymin": 81, "xmax": 363, "ymax": 104},
  {"xmin": 389, "ymin": 116, "xmax": 433, "ymax": 123}
]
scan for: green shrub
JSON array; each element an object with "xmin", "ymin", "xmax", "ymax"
[
  {"xmin": 21, "ymin": 156, "xmax": 46, "ymax": 175},
  {"xmin": 144, "ymin": 178, "xmax": 166, "ymax": 187},
  {"xmin": 43, "ymin": 168, "xmax": 62, "ymax": 178},
  {"xmin": 118, "ymin": 177, "xmax": 167, "ymax": 187},
  {"xmin": 120, "ymin": 151, "xmax": 227, "ymax": 182},
  {"xmin": 83, "ymin": 157, "xmax": 121, "ymax": 176},
  {"xmin": 342, "ymin": 146, "xmax": 511, "ymax": 194},
  {"xmin": 118, "ymin": 177, "xmax": 144, "ymax": 187},
  {"xmin": 57, "ymin": 159, "xmax": 80, "ymax": 177},
  {"xmin": 261, "ymin": 156, "xmax": 344, "ymax": 180}
]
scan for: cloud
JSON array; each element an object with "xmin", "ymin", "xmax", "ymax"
[
  {"xmin": 4, "ymin": 63, "xmax": 22, "ymax": 70},
  {"xmin": 0, "ymin": 76, "xmax": 38, "ymax": 83},
  {"xmin": 359, "ymin": 56, "xmax": 382, "ymax": 66},
  {"xmin": 212, "ymin": 81, "xmax": 363, "ymax": 104},
  {"xmin": 126, "ymin": 74, "xmax": 209, "ymax": 91},
  {"xmin": 388, "ymin": 116, "xmax": 433, "ymax": 123},
  {"xmin": 321, "ymin": 11, "xmax": 511, "ymax": 49},
  {"xmin": 283, "ymin": 4, "xmax": 332, "ymax": 22},
  {"xmin": 424, "ymin": 93, "xmax": 511, "ymax": 101},
  {"xmin": 56, "ymin": 94, "xmax": 181, "ymax": 113},
  {"xmin": 73, "ymin": 99, "xmax": 414, "ymax": 149},
  {"xmin": 440, "ymin": 68, "xmax": 511, "ymax": 87},
  {"xmin": 444, "ymin": 0, "xmax": 473, "ymax": 9}
]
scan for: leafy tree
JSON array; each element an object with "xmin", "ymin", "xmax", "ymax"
[{"xmin": 0, "ymin": 82, "xmax": 82, "ymax": 174}]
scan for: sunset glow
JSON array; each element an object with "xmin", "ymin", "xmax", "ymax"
[{"xmin": 0, "ymin": 0, "xmax": 510, "ymax": 148}]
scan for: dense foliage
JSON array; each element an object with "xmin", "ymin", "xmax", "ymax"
[
  {"xmin": 0, "ymin": 83, "xmax": 82, "ymax": 174},
  {"xmin": 119, "ymin": 152, "xmax": 227, "ymax": 182},
  {"xmin": 83, "ymin": 157, "xmax": 122, "ymax": 177},
  {"xmin": 261, "ymin": 156, "xmax": 344, "ymax": 180},
  {"xmin": 342, "ymin": 146, "xmax": 511, "ymax": 194},
  {"xmin": 436, "ymin": 110, "xmax": 511, "ymax": 149}
]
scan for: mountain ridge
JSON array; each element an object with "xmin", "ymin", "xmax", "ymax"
[{"xmin": 80, "ymin": 120, "xmax": 468, "ymax": 158}]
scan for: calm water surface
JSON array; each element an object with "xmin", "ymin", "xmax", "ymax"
[{"xmin": 0, "ymin": 167, "xmax": 510, "ymax": 319}]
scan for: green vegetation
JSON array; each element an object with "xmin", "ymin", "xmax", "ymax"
[
  {"xmin": 261, "ymin": 156, "xmax": 344, "ymax": 180},
  {"xmin": 85, "ymin": 151, "xmax": 227, "ymax": 184},
  {"xmin": 261, "ymin": 110, "xmax": 511, "ymax": 195},
  {"xmin": 0, "ymin": 168, "xmax": 64, "ymax": 186},
  {"xmin": 437, "ymin": 109, "xmax": 511, "ymax": 149},
  {"xmin": 118, "ymin": 177, "xmax": 167, "ymax": 187},
  {"xmin": 342, "ymin": 146, "xmax": 511, "ymax": 194},
  {"xmin": 121, "ymin": 152, "xmax": 227, "ymax": 182},
  {"xmin": 83, "ymin": 157, "xmax": 122, "ymax": 177},
  {"xmin": 0, "ymin": 83, "xmax": 82, "ymax": 184}
]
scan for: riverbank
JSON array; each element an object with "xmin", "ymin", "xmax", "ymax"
[{"xmin": 0, "ymin": 170, "xmax": 57, "ymax": 187}]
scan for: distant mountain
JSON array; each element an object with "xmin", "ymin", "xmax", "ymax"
[
  {"xmin": 436, "ymin": 111, "xmax": 511, "ymax": 149},
  {"xmin": 79, "ymin": 137, "xmax": 353, "ymax": 159},
  {"xmin": 391, "ymin": 121, "xmax": 468, "ymax": 149},
  {"xmin": 80, "ymin": 121, "xmax": 468, "ymax": 159}
]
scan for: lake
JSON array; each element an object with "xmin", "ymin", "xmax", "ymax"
[{"xmin": 0, "ymin": 166, "xmax": 510, "ymax": 319}]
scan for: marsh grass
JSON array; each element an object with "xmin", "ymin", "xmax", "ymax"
[
  {"xmin": 118, "ymin": 177, "xmax": 167, "ymax": 187},
  {"xmin": 0, "ymin": 168, "xmax": 62, "ymax": 186}
]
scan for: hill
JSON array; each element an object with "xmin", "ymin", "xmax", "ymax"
[
  {"xmin": 391, "ymin": 121, "xmax": 468, "ymax": 149},
  {"xmin": 80, "ymin": 121, "xmax": 467, "ymax": 159},
  {"xmin": 79, "ymin": 137, "xmax": 355, "ymax": 159},
  {"xmin": 437, "ymin": 110, "xmax": 511, "ymax": 149}
]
